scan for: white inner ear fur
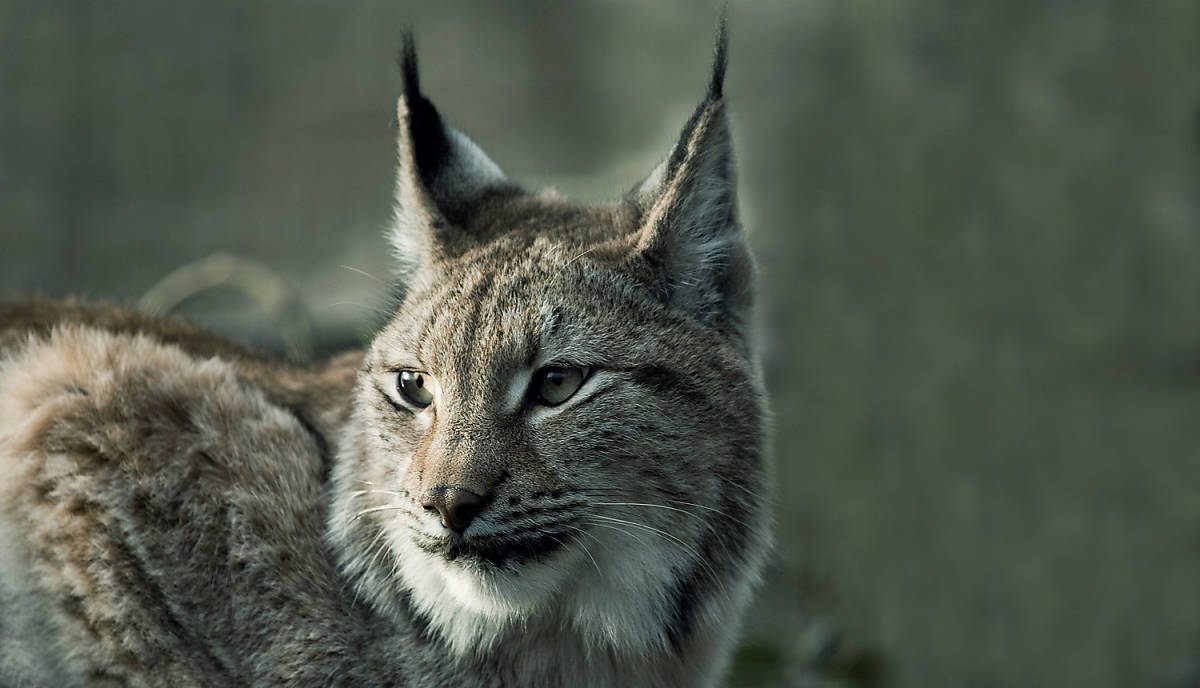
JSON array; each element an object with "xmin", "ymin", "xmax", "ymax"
[
  {"xmin": 636, "ymin": 105, "xmax": 741, "ymax": 322},
  {"xmin": 388, "ymin": 203, "xmax": 433, "ymax": 279},
  {"xmin": 388, "ymin": 121, "xmax": 508, "ymax": 271},
  {"xmin": 634, "ymin": 157, "xmax": 669, "ymax": 200}
]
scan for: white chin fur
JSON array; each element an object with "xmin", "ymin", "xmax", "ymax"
[
  {"xmin": 385, "ymin": 516, "xmax": 695, "ymax": 659},
  {"xmin": 385, "ymin": 524, "xmax": 575, "ymax": 654},
  {"xmin": 391, "ymin": 530, "xmax": 570, "ymax": 614}
]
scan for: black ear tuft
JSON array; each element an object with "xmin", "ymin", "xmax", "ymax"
[
  {"xmin": 630, "ymin": 14, "xmax": 751, "ymax": 327},
  {"xmin": 709, "ymin": 11, "xmax": 728, "ymax": 100},
  {"xmin": 398, "ymin": 29, "xmax": 421, "ymax": 99},
  {"xmin": 658, "ymin": 15, "xmax": 732, "ymax": 195},
  {"xmin": 395, "ymin": 32, "xmax": 454, "ymax": 204},
  {"xmin": 389, "ymin": 31, "xmax": 513, "ymax": 280}
]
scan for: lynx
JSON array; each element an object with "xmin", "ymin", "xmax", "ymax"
[{"xmin": 0, "ymin": 25, "xmax": 769, "ymax": 688}]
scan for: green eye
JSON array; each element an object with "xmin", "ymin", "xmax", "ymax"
[
  {"xmin": 533, "ymin": 366, "xmax": 590, "ymax": 407},
  {"xmin": 397, "ymin": 371, "xmax": 437, "ymax": 408}
]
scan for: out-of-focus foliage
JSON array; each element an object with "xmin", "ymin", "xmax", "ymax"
[{"xmin": 2, "ymin": 2, "xmax": 1197, "ymax": 686}]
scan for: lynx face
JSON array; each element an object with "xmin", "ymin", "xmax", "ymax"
[{"xmin": 330, "ymin": 33, "xmax": 769, "ymax": 662}]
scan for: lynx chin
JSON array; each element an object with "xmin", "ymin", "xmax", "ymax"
[{"xmin": 0, "ymin": 22, "xmax": 770, "ymax": 688}]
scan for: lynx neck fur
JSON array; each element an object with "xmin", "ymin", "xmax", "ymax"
[{"xmin": 0, "ymin": 25, "xmax": 770, "ymax": 688}]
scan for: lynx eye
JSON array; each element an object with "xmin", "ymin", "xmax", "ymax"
[
  {"xmin": 397, "ymin": 370, "xmax": 437, "ymax": 408},
  {"xmin": 532, "ymin": 366, "xmax": 590, "ymax": 407}
]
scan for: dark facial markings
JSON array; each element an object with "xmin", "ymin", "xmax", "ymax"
[
  {"xmin": 414, "ymin": 529, "xmax": 571, "ymax": 569},
  {"xmin": 374, "ymin": 380, "xmax": 414, "ymax": 416},
  {"xmin": 382, "ymin": 270, "xmax": 747, "ymax": 614}
]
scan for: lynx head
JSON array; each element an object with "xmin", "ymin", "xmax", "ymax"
[{"xmin": 330, "ymin": 25, "xmax": 769, "ymax": 666}]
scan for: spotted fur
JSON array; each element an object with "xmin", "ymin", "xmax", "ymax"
[{"xmin": 0, "ymin": 23, "xmax": 769, "ymax": 688}]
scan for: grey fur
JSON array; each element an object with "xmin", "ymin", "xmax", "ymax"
[{"xmin": 0, "ymin": 27, "xmax": 768, "ymax": 688}]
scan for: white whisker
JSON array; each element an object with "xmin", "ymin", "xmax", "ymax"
[
  {"xmin": 352, "ymin": 504, "xmax": 407, "ymax": 522},
  {"xmin": 666, "ymin": 498, "xmax": 757, "ymax": 531},
  {"xmin": 349, "ymin": 488, "xmax": 408, "ymax": 499},
  {"xmin": 585, "ymin": 515, "xmax": 705, "ymax": 563},
  {"xmin": 339, "ymin": 264, "xmax": 386, "ymax": 285},
  {"xmin": 592, "ymin": 501, "xmax": 698, "ymax": 518},
  {"xmin": 584, "ymin": 514, "xmax": 725, "ymax": 591},
  {"xmin": 560, "ymin": 525, "xmax": 603, "ymax": 577},
  {"xmin": 584, "ymin": 520, "xmax": 652, "ymax": 548}
]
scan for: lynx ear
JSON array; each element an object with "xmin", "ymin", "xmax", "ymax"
[
  {"xmin": 632, "ymin": 21, "xmax": 752, "ymax": 326},
  {"xmin": 390, "ymin": 34, "xmax": 514, "ymax": 277}
]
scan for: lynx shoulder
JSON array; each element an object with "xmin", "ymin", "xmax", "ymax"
[{"xmin": 0, "ymin": 23, "xmax": 770, "ymax": 688}]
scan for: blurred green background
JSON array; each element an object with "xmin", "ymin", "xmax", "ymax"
[{"xmin": 2, "ymin": 1, "xmax": 1198, "ymax": 686}]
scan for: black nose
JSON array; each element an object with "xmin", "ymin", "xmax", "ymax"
[{"xmin": 421, "ymin": 487, "xmax": 485, "ymax": 532}]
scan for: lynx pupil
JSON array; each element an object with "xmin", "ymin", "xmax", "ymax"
[
  {"xmin": 534, "ymin": 366, "xmax": 588, "ymax": 406},
  {"xmin": 398, "ymin": 370, "xmax": 435, "ymax": 408}
]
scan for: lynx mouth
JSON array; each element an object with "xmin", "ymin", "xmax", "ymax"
[{"xmin": 413, "ymin": 531, "xmax": 570, "ymax": 569}]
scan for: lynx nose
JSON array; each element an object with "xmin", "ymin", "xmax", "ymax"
[{"xmin": 421, "ymin": 487, "xmax": 485, "ymax": 532}]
